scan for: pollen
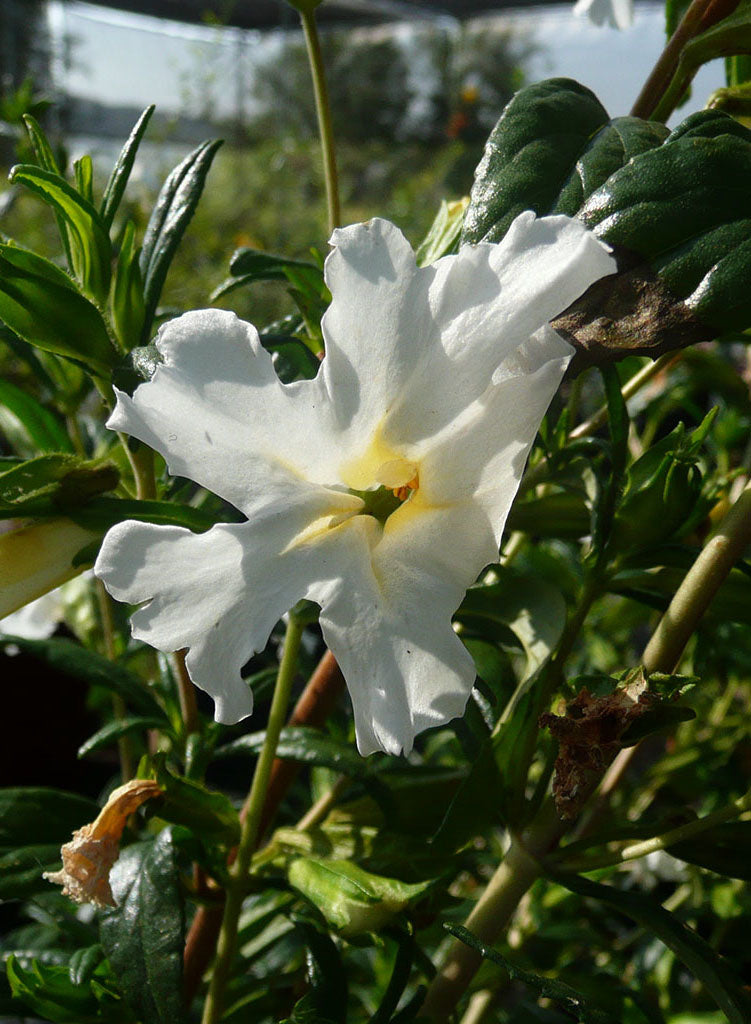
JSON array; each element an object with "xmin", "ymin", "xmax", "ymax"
[{"xmin": 392, "ymin": 474, "xmax": 419, "ymax": 502}]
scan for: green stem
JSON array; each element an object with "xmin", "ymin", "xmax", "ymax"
[
  {"xmin": 562, "ymin": 790, "xmax": 751, "ymax": 872},
  {"xmin": 201, "ymin": 616, "xmax": 304, "ymax": 1024},
  {"xmin": 95, "ymin": 578, "xmax": 134, "ymax": 781},
  {"xmin": 630, "ymin": 0, "xmax": 730, "ymax": 120},
  {"xmin": 642, "ymin": 476, "xmax": 751, "ymax": 673},
  {"xmin": 300, "ymin": 8, "xmax": 341, "ymax": 235}
]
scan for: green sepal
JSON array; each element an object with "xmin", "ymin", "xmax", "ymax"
[{"xmin": 9, "ymin": 164, "xmax": 112, "ymax": 305}]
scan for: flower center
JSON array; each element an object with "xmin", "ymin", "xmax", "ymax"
[{"xmin": 348, "ymin": 459, "xmax": 420, "ymax": 524}]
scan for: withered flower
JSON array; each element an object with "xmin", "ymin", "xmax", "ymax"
[{"xmin": 44, "ymin": 779, "xmax": 162, "ymax": 907}]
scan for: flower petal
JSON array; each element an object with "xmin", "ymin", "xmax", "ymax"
[
  {"xmin": 95, "ymin": 511, "xmax": 363, "ymax": 724},
  {"xmin": 321, "ymin": 214, "xmax": 614, "ymax": 456},
  {"xmin": 109, "ymin": 309, "xmax": 347, "ymax": 516},
  {"xmin": 418, "ymin": 325, "xmax": 573, "ymax": 545},
  {"xmin": 312, "ymin": 505, "xmax": 487, "ymax": 756}
]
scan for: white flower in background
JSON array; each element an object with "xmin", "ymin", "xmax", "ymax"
[
  {"xmin": 95, "ymin": 214, "xmax": 614, "ymax": 755},
  {"xmin": 0, "ymin": 571, "xmax": 95, "ymax": 645},
  {"xmin": 574, "ymin": 0, "xmax": 633, "ymax": 30},
  {"xmin": 0, "ymin": 588, "xmax": 65, "ymax": 640}
]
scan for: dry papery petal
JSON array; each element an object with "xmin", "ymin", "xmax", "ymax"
[
  {"xmin": 44, "ymin": 779, "xmax": 162, "ymax": 908},
  {"xmin": 540, "ymin": 672, "xmax": 654, "ymax": 820}
]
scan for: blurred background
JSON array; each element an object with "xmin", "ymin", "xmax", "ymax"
[{"xmin": 0, "ymin": 0, "xmax": 727, "ymax": 326}]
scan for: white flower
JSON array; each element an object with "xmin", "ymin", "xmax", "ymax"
[
  {"xmin": 94, "ymin": 214, "xmax": 614, "ymax": 755},
  {"xmin": 0, "ymin": 588, "xmax": 65, "ymax": 641},
  {"xmin": 574, "ymin": 0, "xmax": 633, "ymax": 30}
]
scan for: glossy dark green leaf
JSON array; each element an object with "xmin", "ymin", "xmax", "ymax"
[
  {"xmin": 99, "ymin": 829, "xmax": 185, "ymax": 1024},
  {"xmin": 78, "ymin": 716, "xmax": 166, "ymax": 759},
  {"xmin": 101, "ymin": 105, "xmax": 155, "ymax": 229},
  {"xmin": 0, "ymin": 243, "xmax": 115, "ymax": 372},
  {"xmin": 140, "ymin": 139, "xmax": 222, "ymax": 340},
  {"xmin": 0, "ymin": 637, "xmax": 163, "ymax": 717},
  {"xmin": 554, "ymin": 872, "xmax": 751, "ymax": 1023},
  {"xmin": 464, "ymin": 80, "xmax": 751, "ymax": 359},
  {"xmin": 9, "ymin": 165, "xmax": 112, "ymax": 304},
  {"xmin": 110, "ymin": 220, "xmax": 145, "ymax": 351},
  {"xmin": 0, "ymin": 380, "xmax": 73, "ymax": 454},
  {"xmin": 68, "ymin": 945, "xmax": 105, "ymax": 988},
  {"xmin": 462, "ymin": 78, "xmax": 611, "ymax": 244},
  {"xmin": 506, "ymin": 491, "xmax": 590, "ymax": 539}
]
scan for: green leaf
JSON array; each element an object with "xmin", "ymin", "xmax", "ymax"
[
  {"xmin": 554, "ymin": 872, "xmax": 751, "ymax": 1023},
  {"xmin": 22, "ymin": 113, "xmax": 62, "ymax": 174},
  {"xmin": 21, "ymin": 114, "xmax": 74, "ymax": 269},
  {"xmin": 0, "ymin": 454, "xmax": 119, "ymax": 517},
  {"xmin": 287, "ymin": 858, "xmax": 429, "ymax": 936},
  {"xmin": 6, "ymin": 956, "xmax": 129, "ymax": 1024},
  {"xmin": 445, "ymin": 924, "xmax": 614, "ymax": 1023},
  {"xmin": 0, "ymin": 243, "xmax": 115, "ymax": 372},
  {"xmin": 0, "ymin": 787, "xmax": 98, "ymax": 901},
  {"xmin": 9, "ymin": 165, "xmax": 112, "ymax": 304},
  {"xmin": 149, "ymin": 761, "xmax": 240, "ymax": 844},
  {"xmin": 216, "ymin": 725, "xmax": 383, "ymax": 779},
  {"xmin": 99, "ymin": 829, "xmax": 185, "ymax": 1024},
  {"xmin": 110, "ymin": 220, "xmax": 145, "ymax": 351},
  {"xmin": 0, "ymin": 637, "xmax": 163, "ymax": 717},
  {"xmin": 0, "ymin": 380, "xmax": 74, "ymax": 455},
  {"xmin": 70, "ymin": 495, "xmax": 218, "ymax": 534},
  {"xmin": 415, "ymin": 198, "xmax": 469, "ymax": 266},
  {"xmin": 140, "ymin": 139, "xmax": 222, "ymax": 340},
  {"xmin": 669, "ymin": 821, "xmax": 751, "ymax": 879},
  {"xmin": 0, "ymin": 787, "xmax": 98, "ymax": 846},
  {"xmin": 101, "ymin": 105, "xmax": 155, "ymax": 229},
  {"xmin": 429, "ymin": 738, "xmax": 504, "ymax": 853},
  {"xmin": 74, "ymin": 155, "xmax": 94, "ymax": 205},
  {"xmin": 290, "ymin": 920, "xmax": 347, "ymax": 1024},
  {"xmin": 462, "ymin": 78, "xmax": 612, "ymax": 244},
  {"xmin": 458, "ymin": 572, "xmax": 567, "ymax": 681},
  {"xmin": 464, "ymin": 80, "xmax": 751, "ymax": 362},
  {"xmin": 78, "ymin": 716, "xmax": 167, "ymax": 759}
]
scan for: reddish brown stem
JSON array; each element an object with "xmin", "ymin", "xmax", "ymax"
[{"xmin": 182, "ymin": 649, "xmax": 345, "ymax": 1005}]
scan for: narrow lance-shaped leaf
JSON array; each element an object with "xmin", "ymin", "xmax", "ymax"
[
  {"xmin": 9, "ymin": 164, "xmax": 112, "ymax": 305},
  {"xmin": 139, "ymin": 138, "xmax": 222, "ymax": 341},
  {"xmin": 101, "ymin": 104, "xmax": 155, "ymax": 229},
  {"xmin": 21, "ymin": 113, "xmax": 74, "ymax": 268}
]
